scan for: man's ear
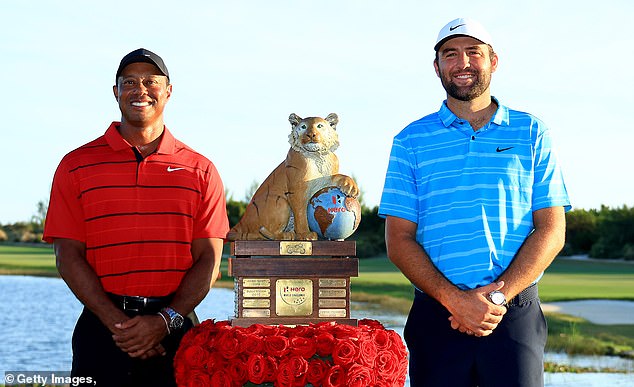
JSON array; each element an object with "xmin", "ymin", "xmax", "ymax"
[
  {"xmin": 113, "ymin": 85, "xmax": 119, "ymax": 101},
  {"xmin": 433, "ymin": 59, "xmax": 440, "ymax": 78},
  {"xmin": 165, "ymin": 83, "xmax": 173, "ymax": 100},
  {"xmin": 490, "ymin": 53, "xmax": 499, "ymax": 74}
]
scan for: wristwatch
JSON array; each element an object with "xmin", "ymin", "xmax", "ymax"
[
  {"xmin": 162, "ymin": 307, "xmax": 185, "ymax": 330},
  {"xmin": 488, "ymin": 290, "xmax": 507, "ymax": 306}
]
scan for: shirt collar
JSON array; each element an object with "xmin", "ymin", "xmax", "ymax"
[
  {"xmin": 438, "ymin": 96, "xmax": 509, "ymax": 128},
  {"xmin": 104, "ymin": 122, "xmax": 176, "ymax": 154}
]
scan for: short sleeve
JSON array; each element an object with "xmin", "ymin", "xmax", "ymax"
[
  {"xmin": 43, "ymin": 158, "xmax": 86, "ymax": 243},
  {"xmin": 378, "ymin": 136, "xmax": 419, "ymax": 223},
  {"xmin": 531, "ymin": 125, "xmax": 571, "ymax": 212},
  {"xmin": 193, "ymin": 162, "xmax": 230, "ymax": 240}
]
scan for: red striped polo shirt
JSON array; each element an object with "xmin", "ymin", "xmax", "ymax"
[{"xmin": 44, "ymin": 122, "xmax": 229, "ymax": 297}]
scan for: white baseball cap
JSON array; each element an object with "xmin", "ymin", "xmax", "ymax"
[{"xmin": 434, "ymin": 17, "xmax": 493, "ymax": 51}]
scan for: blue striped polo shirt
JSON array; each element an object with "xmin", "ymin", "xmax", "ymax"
[{"xmin": 379, "ymin": 98, "xmax": 571, "ymax": 290}]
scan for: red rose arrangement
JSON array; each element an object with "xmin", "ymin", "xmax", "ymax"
[{"xmin": 174, "ymin": 319, "xmax": 408, "ymax": 387}]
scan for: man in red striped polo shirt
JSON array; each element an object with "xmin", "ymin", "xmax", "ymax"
[{"xmin": 43, "ymin": 48, "xmax": 229, "ymax": 386}]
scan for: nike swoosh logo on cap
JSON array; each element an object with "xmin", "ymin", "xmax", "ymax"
[
  {"xmin": 449, "ymin": 24, "xmax": 465, "ymax": 31},
  {"xmin": 167, "ymin": 166, "xmax": 185, "ymax": 172}
]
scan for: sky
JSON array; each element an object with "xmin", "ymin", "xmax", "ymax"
[{"xmin": 1, "ymin": 0, "xmax": 633, "ymax": 224}]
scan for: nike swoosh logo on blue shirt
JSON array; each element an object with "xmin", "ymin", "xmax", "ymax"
[{"xmin": 496, "ymin": 146, "xmax": 514, "ymax": 153}]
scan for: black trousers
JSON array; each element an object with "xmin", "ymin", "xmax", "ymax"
[
  {"xmin": 404, "ymin": 291, "xmax": 547, "ymax": 387},
  {"xmin": 70, "ymin": 307, "xmax": 193, "ymax": 387}
]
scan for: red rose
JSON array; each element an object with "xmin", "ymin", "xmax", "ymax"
[
  {"xmin": 185, "ymin": 369, "xmax": 210, "ymax": 387},
  {"xmin": 215, "ymin": 329, "xmax": 241, "ymax": 359},
  {"xmin": 276, "ymin": 355, "xmax": 308, "ymax": 387},
  {"xmin": 173, "ymin": 358, "xmax": 189, "ymax": 386},
  {"xmin": 314, "ymin": 331, "xmax": 335, "ymax": 357},
  {"xmin": 247, "ymin": 353, "xmax": 277, "ymax": 384},
  {"xmin": 209, "ymin": 369, "xmax": 232, "ymax": 387},
  {"xmin": 324, "ymin": 364, "xmax": 347, "ymax": 387},
  {"xmin": 375, "ymin": 350, "xmax": 398, "ymax": 379},
  {"xmin": 191, "ymin": 320, "xmax": 231, "ymax": 347},
  {"xmin": 264, "ymin": 334, "xmax": 290, "ymax": 357},
  {"xmin": 332, "ymin": 339, "xmax": 359, "ymax": 366},
  {"xmin": 389, "ymin": 330, "xmax": 408, "ymax": 358},
  {"xmin": 359, "ymin": 318, "xmax": 385, "ymax": 330},
  {"xmin": 396, "ymin": 357, "xmax": 409, "ymax": 386},
  {"xmin": 290, "ymin": 324, "xmax": 314, "ymax": 338},
  {"xmin": 347, "ymin": 363, "xmax": 376, "ymax": 387},
  {"xmin": 372, "ymin": 328, "xmax": 391, "ymax": 351},
  {"xmin": 227, "ymin": 358, "xmax": 249, "ymax": 386},
  {"xmin": 329, "ymin": 323, "xmax": 360, "ymax": 340},
  {"xmin": 182, "ymin": 344, "xmax": 208, "ymax": 369},
  {"xmin": 204, "ymin": 352, "xmax": 228, "ymax": 374},
  {"xmin": 237, "ymin": 331, "xmax": 264, "ymax": 355},
  {"xmin": 247, "ymin": 323, "xmax": 281, "ymax": 337},
  {"xmin": 290, "ymin": 336, "xmax": 317, "ymax": 359},
  {"xmin": 306, "ymin": 357, "xmax": 329, "ymax": 386},
  {"xmin": 358, "ymin": 335, "xmax": 378, "ymax": 367}
]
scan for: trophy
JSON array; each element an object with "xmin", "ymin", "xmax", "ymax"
[{"xmin": 226, "ymin": 113, "xmax": 361, "ymax": 327}]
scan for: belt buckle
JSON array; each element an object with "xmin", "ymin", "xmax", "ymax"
[{"xmin": 122, "ymin": 296, "xmax": 143, "ymax": 313}]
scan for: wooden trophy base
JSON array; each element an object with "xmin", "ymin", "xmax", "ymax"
[{"xmin": 229, "ymin": 240, "xmax": 358, "ymax": 327}]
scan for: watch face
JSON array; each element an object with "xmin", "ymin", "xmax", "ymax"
[
  {"xmin": 171, "ymin": 315, "xmax": 184, "ymax": 329},
  {"xmin": 490, "ymin": 291, "xmax": 506, "ymax": 305}
]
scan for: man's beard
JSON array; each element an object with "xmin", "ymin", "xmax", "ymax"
[{"xmin": 441, "ymin": 69, "xmax": 491, "ymax": 101}]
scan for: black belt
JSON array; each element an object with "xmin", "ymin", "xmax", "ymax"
[
  {"xmin": 507, "ymin": 283, "xmax": 539, "ymax": 307},
  {"xmin": 107, "ymin": 293, "xmax": 173, "ymax": 314}
]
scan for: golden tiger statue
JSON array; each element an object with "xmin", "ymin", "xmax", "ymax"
[{"xmin": 226, "ymin": 113, "xmax": 359, "ymax": 241}]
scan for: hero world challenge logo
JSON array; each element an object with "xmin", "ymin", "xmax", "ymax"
[{"xmin": 281, "ymin": 286, "xmax": 308, "ymax": 305}]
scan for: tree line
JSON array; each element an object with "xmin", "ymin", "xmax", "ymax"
[
  {"xmin": 2, "ymin": 199, "xmax": 633, "ymax": 260},
  {"xmin": 563, "ymin": 205, "xmax": 634, "ymax": 260}
]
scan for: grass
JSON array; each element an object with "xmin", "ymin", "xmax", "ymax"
[
  {"xmin": 0, "ymin": 244, "xmax": 59, "ymax": 276},
  {"xmin": 539, "ymin": 258, "xmax": 634, "ymax": 302},
  {"xmin": 2, "ymin": 243, "xmax": 634, "ymax": 360},
  {"xmin": 546, "ymin": 312, "xmax": 634, "ymax": 357}
]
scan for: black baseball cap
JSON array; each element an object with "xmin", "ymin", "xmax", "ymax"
[{"xmin": 115, "ymin": 48, "xmax": 169, "ymax": 82}]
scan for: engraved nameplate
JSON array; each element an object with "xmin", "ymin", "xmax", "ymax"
[
  {"xmin": 319, "ymin": 299, "xmax": 347, "ymax": 308},
  {"xmin": 319, "ymin": 309, "xmax": 347, "ymax": 318},
  {"xmin": 280, "ymin": 241, "xmax": 313, "ymax": 255},
  {"xmin": 243, "ymin": 299, "xmax": 271, "ymax": 308},
  {"xmin": 242, "ymin": 309, "xmax": 271, "ymax": 318},
  {"xmin": 319, "ymin": 278, "xmax": 347, "ymax": 288},
  {"xmin": 319, "ymin": 289, "xmax": 347, "ymax": 298},
  {"xmin": 243, "ymin": 288, "xmax": 271, "ymax": 298},
  {"xmin": 276, "ymin": 279, "xmax": 313, "ymax": 316},
  {"xmin": 243, "ymin": 278, "xmax": 271, "ymax": 287}
]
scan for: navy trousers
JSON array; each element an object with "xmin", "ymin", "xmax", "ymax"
[{"xmin": 404, "ymin": 291, "xmax": 547, "ymax": 387}]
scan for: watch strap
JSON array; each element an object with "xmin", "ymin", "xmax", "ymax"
[{"xmin": 162, "ymin": 306, "xmax": 184, "ymax": 329}]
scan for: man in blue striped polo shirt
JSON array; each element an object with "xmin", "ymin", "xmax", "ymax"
[{"xmin": 379, "ymin": 18, "xmax": 570, "ymax": 387}]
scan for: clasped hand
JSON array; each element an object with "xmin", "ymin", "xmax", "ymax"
[
  {"xmin": 447, "ymin": 281, "xmax": 507, "ymax": 337},
  {"xmin": 112, "ymin": 315, "xmax": 168, "ymax": 359}
]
